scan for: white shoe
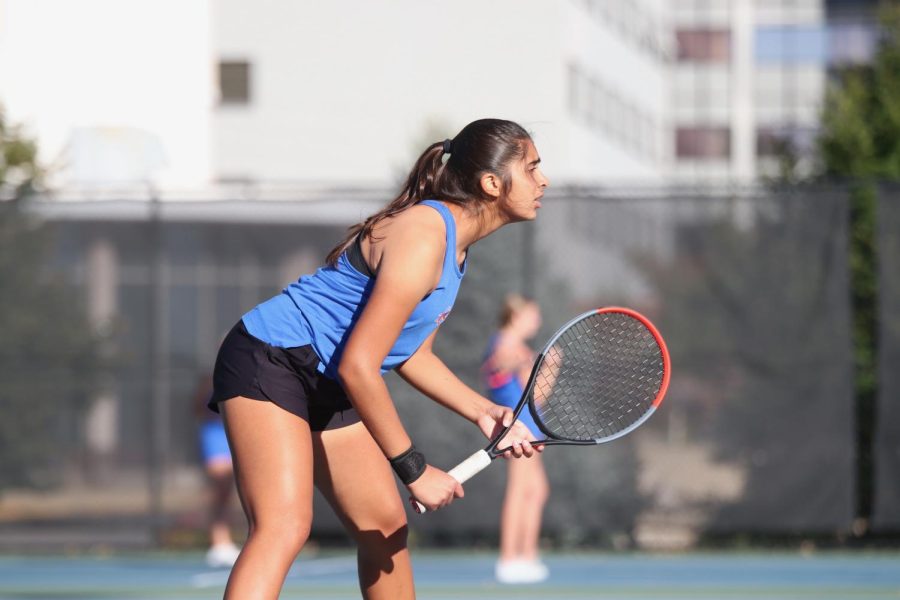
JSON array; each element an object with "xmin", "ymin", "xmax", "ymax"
[
  {"xmin": 495, "ymin": 558, "xmax": 549, "ymax": 584},
  {"xmin": 205, "ymin": 543, "xmax": 241, "ymax": 568},
  {"xmin": 526, "ymin": 559, "xmax": 549, "ymax": 582}
]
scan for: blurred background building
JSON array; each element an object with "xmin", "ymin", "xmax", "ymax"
[
  {"xmin": 213, "ymin": 1, "xmax": 674, "ymax": 185},
  {"xmin": 1, "ymin": 1, "xmax": 673, "ymax": 188},
  {"xmin": 672, "ymin": 0, "xmax": 879, "ymax": 181},
  {"xmin": 1, "ymin": 0, "xmax": 884, "ymax": 190},
  {"xmin": 2, "ymin": 0, "xmax": 885, "ymax": 189}
]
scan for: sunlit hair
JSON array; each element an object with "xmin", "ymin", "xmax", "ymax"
[
  {"xmin": 325, "ymin": 118, "xmax": 532, "ymax": 266},
  {"xmin": 498, "ymin": 293, "xmax": 536, "ymax": 327}
]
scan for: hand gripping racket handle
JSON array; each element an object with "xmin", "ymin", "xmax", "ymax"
[{"xmin": 411, "ymin": 449, "xmax": 492, "ymax": 514}]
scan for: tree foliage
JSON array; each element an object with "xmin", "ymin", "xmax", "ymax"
[
  {"xmin": 0, "ymin": 108, "xmax": 102, "ymax": 491},
  {"xmin": 813, "ymin": 2, "xmax": 900, "ymax": 522}
]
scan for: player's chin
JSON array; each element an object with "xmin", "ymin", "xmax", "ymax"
[
  {"xmin": 508, "ymin": 212, "xmax": 537, "ymax": 225},
  {"xmin": 519, "ymin": 206, "xmax": 540, "ymax": 221}
]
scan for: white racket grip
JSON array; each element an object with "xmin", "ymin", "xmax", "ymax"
[
  {"xmin": 411, "ymin": 450, "xmax": 492, "ymax": 514},
  {"xmin": 448, "ymin": 449, "xmax": 492, "ymax": 484}
]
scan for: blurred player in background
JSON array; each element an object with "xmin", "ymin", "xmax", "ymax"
[
  {"xmin": 482, "ymin": 295, "xmax": 550, "ymax": 583},
  {"xmin": 194, "ymin": 373, "xmax": 241, "ymax": 568}
]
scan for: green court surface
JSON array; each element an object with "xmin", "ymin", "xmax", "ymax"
[{"xmin": 0, "ymin": 551, "xmax": 898, "ymax": 599}]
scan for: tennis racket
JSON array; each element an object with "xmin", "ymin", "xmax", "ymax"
[{"xmin": 412, "ymin": 306, "xmax": 670, "ymax": 514}]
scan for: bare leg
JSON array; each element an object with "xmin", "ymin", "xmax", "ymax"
[
  {"xmin": 500, "ymin": 454, "xmax": 549, "ymax": 561},
  {"xmin": 220, "ymin": 397, "xmax": 315, "ymax": 600},
  {"xmin": 312, "ymin": 421, "xmax": 414, "ymax": 600}
]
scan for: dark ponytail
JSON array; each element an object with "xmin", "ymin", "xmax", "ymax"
[{"xmin": 326, "ymin": 118, "xmax": 531, "ymax": 266}]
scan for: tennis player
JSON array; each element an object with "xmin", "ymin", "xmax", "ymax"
[
  {"xmin": 209, "ymin": 118, "xmax": 549, "ymax": 599},
  {"xmin": 482, "ymin": 295, "xmax": 550, "ymax": 584}
]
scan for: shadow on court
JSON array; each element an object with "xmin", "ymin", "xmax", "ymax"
[{"xmin": 0, "ymin": 551, "xmax": 898, "ymax": 599}]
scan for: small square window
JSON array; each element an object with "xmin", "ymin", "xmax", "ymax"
[
  {"xmin": 756, "ymin": 126, "xmax": 816, "ymax": 157},
  {"xmin": 219, "ymin": 61, "xmax": 251, "ymax": 105},
  {"xmin": 676, "ymin": 29, "xmax": 731, "ymax": 63},
  {"xmin": 676, "ymin": 127, "xmax": 731, "ymax": 159}
]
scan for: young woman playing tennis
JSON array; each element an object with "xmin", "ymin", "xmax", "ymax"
[{"xmin": 209, "ymin": 118, "xmax": 550, "ymax": 599}]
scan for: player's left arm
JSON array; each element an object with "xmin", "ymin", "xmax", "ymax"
[
  {"xmin": 396, "ymin": 329, "xmax": 492, "ymax": 422},
  {"xmin": 396, "ymin": 330, "xmax": 538, "ymax": 454}
]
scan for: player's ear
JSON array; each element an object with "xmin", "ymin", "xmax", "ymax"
[{"xmin": 480, "ymin": 172, "xmax": 501, "ymax": 198}]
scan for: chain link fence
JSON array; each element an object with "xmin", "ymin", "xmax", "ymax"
[{"xmin": 0, "ymin": 184, "xmax": 897, "ymax": 550}]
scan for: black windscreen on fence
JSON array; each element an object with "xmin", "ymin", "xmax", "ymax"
[
  {"xmin": 0, "ymin": 186, "xmax": 880, "ymax": 549},
  {"xmin": 874, "ymin": 190, "xmax": 900, "ymax": 532},
  {"xmin": 406, "ymin": 188, "xmax": 856, "ymax": 542}
]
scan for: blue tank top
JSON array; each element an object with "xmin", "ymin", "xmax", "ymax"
[{"xmin": 241, "ymin": 200, "xmax": 466, "ymax": 379}]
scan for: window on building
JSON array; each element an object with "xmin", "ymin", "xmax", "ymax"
[
  {"xmin": 676, "ymin": 29, "xmax": 731, "ymax": 62},
  {"xmin": 567, "ymin": 63, "xmax": 583, "ymax": 115},
  {"xmin": 588, "ymin": 79, "xmax": 606, "ymax": 129},
  {"xmin": 756, "ymin": 126, "xmax": 817, "ymax": 157},
  {"xmin": 829, "ymin": 22, "xmax": 878, "ymax": 66},
  {"xmin": 755, "ymin": 26, "xmax": 828, "ymax": 64},
  {"xmin": 676, "ymin": 127, "xmax": 731, "ymax": 159},
  {"xmin": 218, "ymin": 60, "xmax": 251, "ymax": 105},
  {"xmin": 756, "ymin": 128, "xmax": 785, "ymax": 157}
]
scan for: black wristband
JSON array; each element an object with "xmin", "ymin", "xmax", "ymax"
[{"xmin": 389, "ymin": 445, "xmax": 427, "ymax": 485}]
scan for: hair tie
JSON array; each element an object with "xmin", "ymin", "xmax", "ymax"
[{"xmin": 442, "ymin": 138, "xmax": 453, "ymax": 155}]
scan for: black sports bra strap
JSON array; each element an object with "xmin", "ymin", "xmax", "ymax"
[{"xmin": 346, "ymin": 233, "xmax": 376, "ymax": 277}]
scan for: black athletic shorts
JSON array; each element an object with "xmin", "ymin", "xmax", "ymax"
[{"xmin": 209, "ymin": 320, "xmax": 360, "ymax": 431}]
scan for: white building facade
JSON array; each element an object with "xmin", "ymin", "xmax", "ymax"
[
  {"xmin": 1, "ymin": 0, "xmax": 672, "ymax": 191},
  {"xmin": 211, "ymin": 0, "xmax": 672, "ymax": 187},
  {"xmin": 0, "ymin": 0, "xmax": 214, "ymax": 190},
  {"xmin": 2, "ymin": 0, "xmax": 883, "ymax": 190}
]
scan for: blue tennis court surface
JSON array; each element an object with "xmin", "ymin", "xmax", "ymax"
[{"xmin": 0, "ymin": 552, "xmax": 898, "ymax": 599}]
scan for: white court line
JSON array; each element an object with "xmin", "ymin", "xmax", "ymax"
[
  {"xmin": 191, "ymin": 556, "xmax": 357, "ymax": 588},
  {"xmin": 190, "ymin": 571, "xmax": 230, "ymax": 588}
]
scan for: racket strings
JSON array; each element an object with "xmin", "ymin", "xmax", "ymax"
[{"xmin": 531, "ymin": 312, "xmax": 665, "ymax": 442}]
